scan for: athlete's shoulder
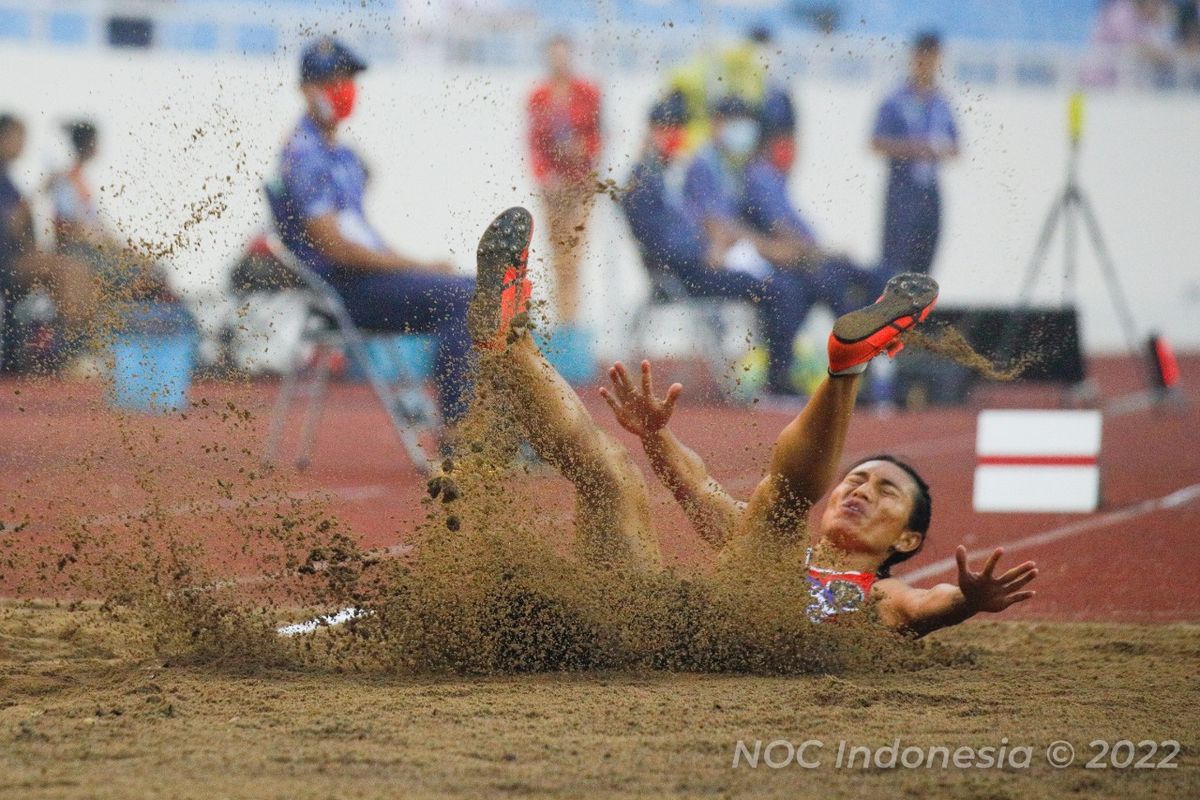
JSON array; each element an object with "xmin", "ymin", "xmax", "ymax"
[{"xmin": 870, "ymin": 575, "xmax": 911, "ymax": 598}]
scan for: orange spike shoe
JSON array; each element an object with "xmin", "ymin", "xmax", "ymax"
[
  {"xmin": 827, "ymin": 272, "xmax": 939, "ymax": 375},
  {"xmin": 468, "ymin": 207, "xmax": 534, "ymax": 349}
]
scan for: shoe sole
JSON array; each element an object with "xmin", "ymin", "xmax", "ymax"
[
  {"xmin": 832, "ymin": 273, "xmax": 939, "ymax": 344},
  {"xmin": 468, "ymin": 207, "xmax": 534, "ymax": 345}
]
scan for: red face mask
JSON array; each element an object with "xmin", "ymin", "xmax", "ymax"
[
  {"xmin": 651, "ymin": 126, "xmax": 686, "ymax": 160},
  {"xmin": 767, "ymin": 137, "xmax": 796, "ymax": 173},
  {"xmin": 321, "ymin": 79, "xmax": 357, "ymax": 122}
]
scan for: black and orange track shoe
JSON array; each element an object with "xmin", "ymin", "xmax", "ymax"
[
  {"xmin": 828, "ymin": 272, "xmax": 939, "ymax": 375},
  {"xmin": 468, "ymin": 207, "xmax": 534, "ymax": 349}
]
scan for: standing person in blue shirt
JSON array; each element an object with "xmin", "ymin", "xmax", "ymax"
[
  {"xmin": 275, "ymin": 38, "xmax": 473, "ymax": 424},
  {"xmin": 871, "ymin": 31, "xmax": 960, "ymax": 278},
  {"xmin": 621, "ymin": 96, "xmax": 808, "ymax": 397}
]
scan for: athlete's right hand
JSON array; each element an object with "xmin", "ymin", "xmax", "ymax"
[{"xmin": 600, "ymin": 360, "xmax": 682, "ymax": 439}]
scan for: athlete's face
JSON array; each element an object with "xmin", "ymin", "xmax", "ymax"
[{"xmin": 818, "ymin": 460, "xmax": 923, "ymax": 567}]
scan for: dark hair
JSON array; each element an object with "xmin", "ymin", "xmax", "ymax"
[
  {"xmin": 913, "ymin": 30, "xmax": 942, "ymax": 53},
  {"xmin": 748, "ymin": 24, "xmax": 773, "ymax": 44},
  {"xmin": 0, "ymin": 113, "xmax": 22, "ymax": 137},
  {"xmin": 709, "ymin": 94, "xmax": 756, "ymax": 120},
  {"xmin": 65, "ymin": 120, "xmax": 97, "ymax": 157},
  {"xmin": 845, "ymin": 454, "xmax": 932, "ymax": 577},
  {"xmin": 649, "ymin": 91, "xmax": 688, "ymax": 126}
]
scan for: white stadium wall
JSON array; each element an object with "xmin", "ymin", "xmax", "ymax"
[{"xmin": 2, "ymin": 45, "xmax": 1198, "ymax": 357}]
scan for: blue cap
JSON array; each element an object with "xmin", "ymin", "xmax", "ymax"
[
  {"xmin": 649, "ymin": 92, "xmax": 688, "ymax": 126},
  {"xmin": 300, "ymin": 37, "xmax": 367, "ymax": 83},
  {"xmin": 709, "ymin": 94, "xmax": 756, "ymax": 120}
]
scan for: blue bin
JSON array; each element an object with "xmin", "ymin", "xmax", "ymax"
[
  {"xmin": 345, "ymin": 334, "xmax": 436, "ymax": 383},
  {"xmin": 108, "ymin": 304, "xmax": 197, "ymax": 413},
  {"xmin": 534, "ymin": 325, "xmax": 596, "ymax": 386}
]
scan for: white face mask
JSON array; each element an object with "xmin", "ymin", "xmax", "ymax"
[
  {"xmin": 718, "ymin": 118, "xmax": 759, "ymax": 160},
  {"xmin": 311, "ymin": 90, "xmax": 335, "ymax": 125}
]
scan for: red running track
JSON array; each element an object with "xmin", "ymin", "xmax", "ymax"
[{"xmin": 1, "ymin": 355, "xmax": 1196, "ymax": 622}]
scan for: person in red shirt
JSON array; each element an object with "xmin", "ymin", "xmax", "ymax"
[{"xmin": 526, "ymin": 35, "xmax": 601, "ymax": 326}]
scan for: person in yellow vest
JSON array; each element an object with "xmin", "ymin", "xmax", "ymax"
[{"xmin": 665, "ymin": 25, "xmax": 773, "ymax": 152}]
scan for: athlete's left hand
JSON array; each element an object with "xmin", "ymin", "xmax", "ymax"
[
  {"xmin": 955, "ymin": 546, "xmax": 1038, "ymax": 613},
  {"xmin": 600, "ymin": 360, "xmax": 682, "ymax": 439}
]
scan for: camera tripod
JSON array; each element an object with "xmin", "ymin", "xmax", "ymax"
[{"xmin": 1000, "ymin": 94, "xmax": 1150, "ymax": 401}]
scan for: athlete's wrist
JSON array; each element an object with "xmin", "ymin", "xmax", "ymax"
[{"xmin": 642, "ymin": 428, "xmax": 670, "ymax": 447}]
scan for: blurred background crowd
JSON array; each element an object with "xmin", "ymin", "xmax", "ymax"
[{"xmin": 1, "ymin": 1, "xmax": 1198, "ymax": 90}]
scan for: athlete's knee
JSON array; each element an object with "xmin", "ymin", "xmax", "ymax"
[{"xmin": 570, "ymin": 432, "xmax": 640, "ymax": 498}]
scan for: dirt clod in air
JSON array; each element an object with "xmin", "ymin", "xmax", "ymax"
[{"xmin": 901, "ymin": 324, "xmax": 1033, "ymax": 381}]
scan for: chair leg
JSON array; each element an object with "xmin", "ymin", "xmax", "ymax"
[
  {"xmin": 264, "ymin": 341, "xmax": 305, "ymax": 466},
  {"xmin": 294, "ymin": 345, "xmax": 334, "ymax": 471},
  {"xmin": 701, "ymin": 304, "xmax": 729, "ymax": 389},
  {"xmin": 340, "ymin": 330, "xmax": 433, "ymax": 474}
]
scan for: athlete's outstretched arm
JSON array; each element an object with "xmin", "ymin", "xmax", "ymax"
[
  {"xmin": 873, "ymin": 547, "xmax": 1038, "ymax": 637},
  {"xmin": 736, "ymin": 373, "xmax": 861, "ymax": 544},
  {"xmin": 601, "ymin": 361, "xmax": 743, "ymax": 548}
]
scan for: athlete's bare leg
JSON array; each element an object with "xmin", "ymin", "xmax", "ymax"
[
  {"xmin": 483, "ymin": 336, "xmax": 660, "ymax": 572},
  {"xmin": 469, "ymin": 207, "xmax": 660, "ymax": 573}
]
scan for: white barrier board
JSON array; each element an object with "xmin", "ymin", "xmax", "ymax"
[{"xmin": 973, "ymin": 410, "xmax": 1102, "ymax": 513}]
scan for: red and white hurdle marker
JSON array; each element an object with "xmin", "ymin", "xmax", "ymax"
[{"xmin": 973, "ymin": 410, "xmax": 1103, "ymax": 513}]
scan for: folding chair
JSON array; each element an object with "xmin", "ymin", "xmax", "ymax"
[
  {"xmin": 260, "ymin": 181, "xmax": 438, "ymax": 474},
  {"xmin": 628, "ymin": 264, "xmax": 755, "ymax": 391}
]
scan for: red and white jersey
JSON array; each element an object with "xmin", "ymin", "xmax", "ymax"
[{"xmin": 805, "ymin": 551, "xmax": 877, "ymax": 622}]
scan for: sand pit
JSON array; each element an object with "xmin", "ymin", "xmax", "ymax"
[
  {"xmin": 1, "ymin": 602, "xmax": 1195, "ymax": 799},
  {"xmin": 2, "ymin": 355, "xmax": 1197, "ymax": 798}
]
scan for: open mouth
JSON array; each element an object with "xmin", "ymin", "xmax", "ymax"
[{"xmin": 840, "ymin": 498, "xmax": 868, "ymax": 518}]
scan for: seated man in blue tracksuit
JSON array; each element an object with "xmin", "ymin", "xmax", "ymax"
[
  {"xmin": 621, "ymin": 96, "xmax": 809, "ymax": 397},
  {"xmin": 275, "ymin": 37, "xmax": 473, "ymax": 423},
  {"xmin": 741, "ymin": 87, "xmax": 879, "ymax": 318}
]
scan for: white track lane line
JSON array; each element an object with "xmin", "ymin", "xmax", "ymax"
[{"xmin": 899, "ymin": 481, "xmax": 1200, "ymax": 584}]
